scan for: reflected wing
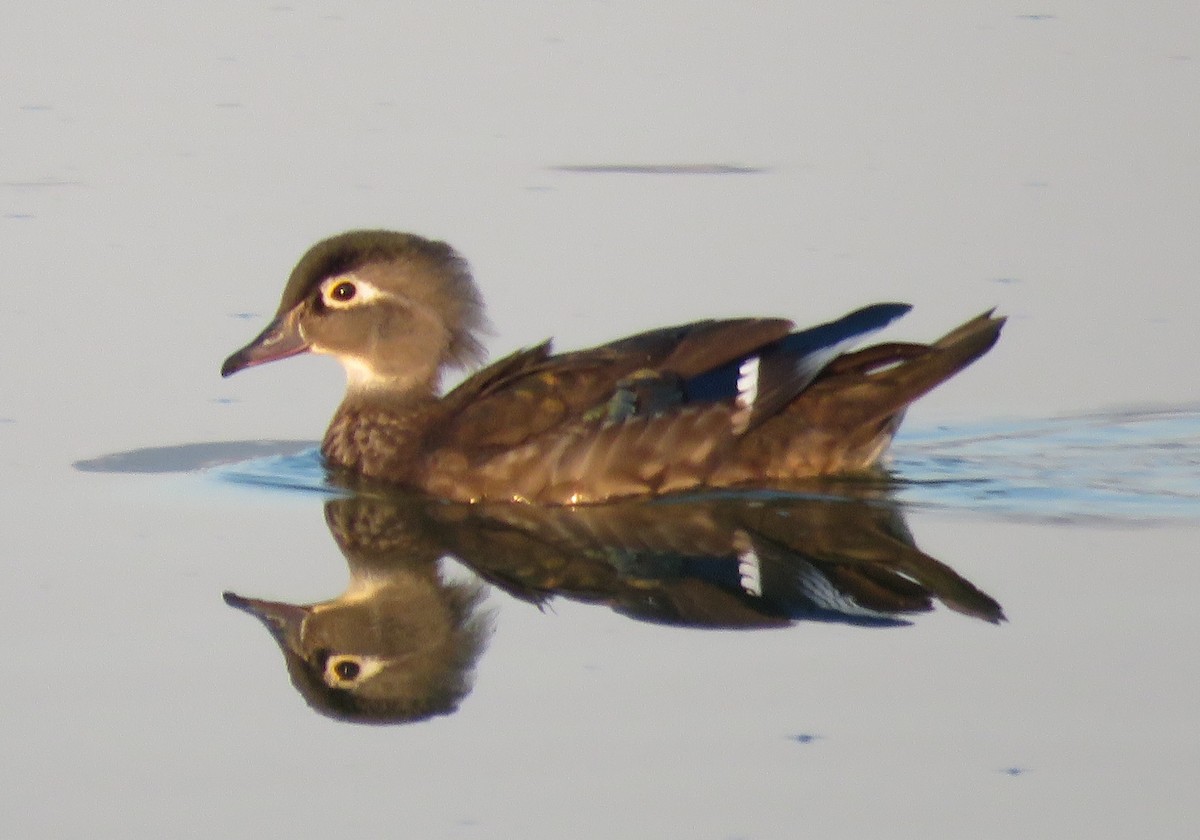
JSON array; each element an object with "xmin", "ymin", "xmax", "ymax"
[{"xmin": 425, "ymin": 493, "xmax": 1003, "ymax": 627}]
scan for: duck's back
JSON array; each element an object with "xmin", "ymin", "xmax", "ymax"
[{"xmin": 411, "ymin": 305, "xmax": 1003, "ymax": 504}]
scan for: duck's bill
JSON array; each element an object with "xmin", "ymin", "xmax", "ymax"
[
  {"xmin": 221, "ymin": 312, "xmax": 309, "ymax": 377},
  {"xmin": 223, "ymin": 591, "xmax": 309, "ymax": 644}
]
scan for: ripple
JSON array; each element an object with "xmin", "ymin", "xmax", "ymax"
[
  {"xmin": 74, "ymin": 440, "xmax": 316, "ymax": 474},
  {"xmin": 215, "ymin": 447, "xmax": 336, "ymax": 494},
  {"xmin": 893, "ymin": 406, "xmax": 1200, "ymax": 523}
]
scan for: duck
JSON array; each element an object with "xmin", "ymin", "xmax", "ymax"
[
  {"xmin": 221, "ymin": 230, "xmax": 1003, "ymax": 504},
  {"xmin": 223, "ymin": 490, "xmax": 1002, "ymax": 723}
]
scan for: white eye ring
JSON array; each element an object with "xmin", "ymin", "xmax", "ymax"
[
  {"xmin": 320, "ymin": 275, "xmax": 384, "ymax": 308},
  {"xmin": 323, "ymin": 654, "xmax": 385, "ymax": 687}
]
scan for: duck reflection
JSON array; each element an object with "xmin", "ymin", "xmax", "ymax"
[
  {"xmin": 225, "ymin": 489, "xmax": 1002, "ymax": 724},
  {"xmin": 224, "ymin": 498, "xmax": 491, "ymax": 725}
]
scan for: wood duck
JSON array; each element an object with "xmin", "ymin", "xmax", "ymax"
[
  {"xmin": 224, "ymin": 491, "xmax": 1001, "ymax": 723},
  {"xmin": 221, "ymin": 230, "xmax": 1004, "ymax": 504},
  {"xmin": 224, "ymin": 497, "xmax": 491, "ymax": 724}
]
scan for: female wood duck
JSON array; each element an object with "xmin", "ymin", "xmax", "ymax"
[{"xmin": 221, "ymin": 230, "xmax": 1003, "ymax": 504}]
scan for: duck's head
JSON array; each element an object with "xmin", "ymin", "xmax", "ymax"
[
  {"xmin": 222, "ymin": 581, "xmax": 492, "ymax": 725},
  {"xmin": 221, "ymin": 230, "xmax": 488, "ymax": 393}
]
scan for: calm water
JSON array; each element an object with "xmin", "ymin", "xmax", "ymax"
[{"xmin": 5, "ymin": 3, "xmax": 1200, "ymax": 839}]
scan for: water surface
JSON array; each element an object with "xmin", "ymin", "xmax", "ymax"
[{"xmin": 4, "ymin": 3, "xmax": 1199, "ymax": 838}]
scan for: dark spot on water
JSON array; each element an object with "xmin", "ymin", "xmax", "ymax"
[
  {"xmin": 548, "ymin": 163, "xmax": 771, "ymax": 175},
  {"xmin": 211, "ymin": 398, "xmax": 239, "ymax": 405},
  {"xmin": 230, "ymin": 312, "xmax": 261, "ymax": 320},
  {"xmin": 1016, "ymin": 14, "xmax": 1056, "ymax": 21},
  {"xmin": 989, "ymin": 277, "xmax": 1021, "ymax": 285},
  {"xmin": 2, "ymin": 178, "xmax": 84, "ymax": 188},
  {"xmin": 789, "ymin": 733, "xmax": 822, "ymax": 744},
  {"xmin": 1000, "ymin": 766, "xmax": 1029, "ymax": 776},
  {"xmin": 4, "ymin": 214, "xmax": 34, "ymax": 220}
]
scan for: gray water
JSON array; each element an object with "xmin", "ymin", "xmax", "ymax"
[{"xmin": 4, "ymin": 3, "xmax": 1200, "ymax": 838}]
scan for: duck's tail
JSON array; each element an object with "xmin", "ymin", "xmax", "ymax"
[{"xmin": 785, "ymin": 310, "xmax": 1005, "ymax": 468}]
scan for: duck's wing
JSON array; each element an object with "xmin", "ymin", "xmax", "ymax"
[
  {"xmin": 432, "ymin": 318, "xmax": 794, "ymax": 451},
  {"xmin": 420, "ymin": 306, "xmax": 1001, "ymax": 503},
  {"xmin": 680, "ymin": 303, "xmax": 913, "ymax": 433}
]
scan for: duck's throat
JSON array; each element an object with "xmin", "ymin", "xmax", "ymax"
[{"xmin": 321, "ymin": 392, "xmax": 437, "ymax": 484}]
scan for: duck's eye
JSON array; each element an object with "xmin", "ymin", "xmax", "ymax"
[
  {"xmin": 330, "ymin": 281, "xmax": 357, "ymax": 302},
  {"xmin": 333, "ymin": 658, "xmax": 361, "ymax": 681},
  {"xmin": 322, "ymin": 654, "xmax": 383, "ymax": 688}
]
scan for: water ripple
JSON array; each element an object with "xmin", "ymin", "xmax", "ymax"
[{"xmin": 893, "ymin": 406, "xmax": 1200, "ymax": 523}]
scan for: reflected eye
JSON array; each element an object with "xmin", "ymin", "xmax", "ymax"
[
  {"xmin": 325, "ymin": 655, "xmax": 370, "ymax": 687},
  {"xmin": 331, "ymin": 281, "xmax": 356, "ymax": 302},
  {"xmin": 320, "ymin": 653, "xmax": 384, "ymax": 688},
  {"xmin": 333, "ymin": 659, "xmax": 360, "ymax": 681}
]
